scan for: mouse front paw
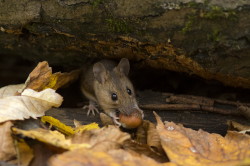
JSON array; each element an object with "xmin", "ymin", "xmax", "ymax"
[{"xmin": 83, "ymin": 101, "xmax": 99, "ymax": 116}]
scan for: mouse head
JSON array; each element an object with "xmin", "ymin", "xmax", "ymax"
[{"xmin": 93, "ymin": 58, "xmax": 143, "ymax": 122}]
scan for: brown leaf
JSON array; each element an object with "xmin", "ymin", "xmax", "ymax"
[
  {"xmin": 48, "ymin": 148, "xmax": 176, "ymax": 166},
  {"xmin": 122, "ymin": 140, "xmax": 168, "ymax": 163},
  {"xmin": 136, "ymin": 120, "xmax": 165, "ymax": 154},
  {"xmin": 154, "ymin": 112, "xmax": 250, "ymax": 166},
  {"xmin": 227, "ymin": 120, "xmax": 250, "ymax": 134},
  {"xmin": 16, "ymin": 140, "xmax": 34, "ymax": 166},
  {"xmin": 25, "ymin": 61, "xmax": 80, "ymax": 92},
  {"xmin": 0, "ymin": 121, "xmax": 16, "ymax": 161},
  {"xmin": 71, "ymin": 125, "xmax": 130, "ymax": 151}
]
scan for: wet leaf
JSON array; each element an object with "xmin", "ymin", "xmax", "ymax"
[
  {"xmin": 0, "ymin": 88, "xmax": 63, "ymax": 123},
  {"xmin": 154, "ymin": 112, "xmax": 250, "ymax": 166},
  {"xmin": 0, "ymin": 121, "xmax": 16, "ymax": 161},
  {"xmin": 48, "ymin": 148, "xmax": 176, "ymax": 166},
  {"xmin": 24, "ymin": 61, "xmax": 80, "ymax": 92}
]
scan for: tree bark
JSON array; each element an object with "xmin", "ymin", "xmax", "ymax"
[{"xmin": 0, "ymin": 0, "xmax": 250, "ymax": 88}]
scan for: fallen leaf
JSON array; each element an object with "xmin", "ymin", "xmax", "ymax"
[
  {"xmin": 12, "ymin": 128, "xmax": 91, "ymax": 150},
  {"xmin": 71, "ymin": 125, "xmax": 130, "ymax": 151},
  {"xmin": 24, "ymin": 61, "xmax": 80, "ymax": 91},
  {"xmin": 227, "ymin": 120, "xmax": 250, "ymax": 134},
  {"xmin": 100, "ymin": 112, "xmax": 114, "ymax": 126},
  {"xmin": 48, "ymin": 148, "xmax": 176, "ymax": 166},
  {"xmin": 0, "ymin": 88, "xmax": 63, "ymax": 123},
  {"xmin": 154, "ymin": 112, "xmax": 250, "ymax": 166},
  {"xmin": 41, "ymin": 116, "xmax": 99, "ymax": 135},
  {"xmin": 16, "ymin": 140, "xmax": 34, "ymax": 166},
  {"xmin": 0, "ymin": 121, "xmax": 16, "ymax": 161},
  {"xmin": 74, "ymin": 122, "xmax": 99, "ymax": 133},
  {"xmin": 0, "ymin": 84, "xmax": 25, "ymax": 98},
  {"xmin": 41, "ymin": 116, "xmax": 75, "ymax": 136},
  {"xmin": 122, "ymin": 140, "xmax": 168, "ymax": 163}
]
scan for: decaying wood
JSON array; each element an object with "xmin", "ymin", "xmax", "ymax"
[
  {"xmin": 1, "ymin": 1, "xmax": 250, "ymax": 89},
  {"xmin": 140, "ymin": 94, "xmax": 250, "ymax": 119}
]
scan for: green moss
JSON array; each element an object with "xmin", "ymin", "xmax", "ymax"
[
  {"xmin": 105, "ymin": 17, "xmax": 132, "ymax": 34},
  {"xmin": 91, "ymin": 0, "xmax": 105, "ymax": 7},
  {"xmin": 181, "ymin": 4, "xmax": 238, "ymax": 34},
  {"xmin": 181, "ymin": 15, "xmax": 196, "ymax": 33},
  {"xmin": 207, "ymin": 28, "xmax": 222, "ymax": 42},
  {"xmin": 203, "ymin": 6, "xmax": 237, "ymax": 20}
]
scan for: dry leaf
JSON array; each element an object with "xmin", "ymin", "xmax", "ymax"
[
  {"xmin": 0, "ymin": 88, "xmax": 63, "ymax": 123},
  {"xmin": 100, "ymin": 112, "xmax": 114, "ymax": 126},
  {"xmin": 41, "ymin": 116, "xmax": 99, "ymax": 135},
  {"xmin": 0, "ymin": 121, "xmax": 16, "ymax": 161},
  {"xmin": 227, "ymin": 120, "xmax": 250, "ymax": 134},
  {"xmin": 24, "ymin": 61, "xmax": 80, "ymax": 92},
  {"xmin": 0, "ymin": 84, "xmax": 25, "ymax": 98},
  {"xmin": 16, "ymin": 140, "xmax": 34, "ymax": 166},
  {"xmin": 72, "ymin": 125, "xmax": 130, "ymax": 151},
  {"xmin": 41, "ymin": 116, "xmax": 75, "ymax": 135},
  {"xmin": 12, "ymin": 128, "xmax": 91, "ymax": 150},
  {"xmin": 48, "ymin": 148, "xmax": 176, "ymax": 166},
  {"xmin": 74, "ymin": 122, "xmax": 99, "ymax": 133},
  {"xmin": 154, "ymin": 112, "xmax": 250, "ymax": 166}
]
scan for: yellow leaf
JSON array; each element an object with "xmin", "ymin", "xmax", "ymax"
[
  {"xmin": 12, "ymin": 128, "xmax": 91, "ymax": 150},
  {"xmin": 41, "ymin": 116, "xmax": 74, "ymax": 135},
  {"xmin": 41, "ymin": 116, "xmax": 99, "ymax": 135},
  {"xmin": 74, "ymin": 122, "xmax": 99, "ymax": 133},
  {"xmin": 48, "ymin": 148, "xmax": 175, "ymax": 166}
]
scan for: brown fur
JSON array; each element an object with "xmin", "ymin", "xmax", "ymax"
[{"xmin": 81, "ymin": 59, "xmax": 142, "ymax": 117}]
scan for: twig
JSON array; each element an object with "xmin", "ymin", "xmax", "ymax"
[{"xmin": 140, "ymin": 93, "xmax": 250, "ymax": 119}]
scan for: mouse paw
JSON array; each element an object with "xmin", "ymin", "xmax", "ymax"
[
  {"xmin": 83, "ymin": 101, "xmax": 99, "ymax": 116},
  {"xmin": 109, "ymin": 112, "xmax": 121, "ymax": 126}
]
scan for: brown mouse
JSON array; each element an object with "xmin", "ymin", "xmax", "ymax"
[{"xmin": 80, "ymin": 58, "xmax": 144, "ymax": 128}]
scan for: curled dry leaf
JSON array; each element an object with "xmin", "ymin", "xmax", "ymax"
[
  {"xmin": 227, "ymin": 120, "xmax": 250, "ymax": 134},
  {"xmin": 154, "ymin": 112, "xmax": 250, "ymax": 166},
  {"xmin": 0, "ymin": 121, "xmax": 16, "ymax": 161},
  {"xmin": 100, "ymin": 112, "xmax": 114, "ymax": 126},
  {"xmin": 0, "ymin": 84, "xmax": 25, "ymax": 98},
  {"xmin": 0, "ymin": 88, "xmax": 63, "ymax": 123},
  {"xmin": 136, "ymin": 120, "xmax": 164, "ymax": 154},
  {"xmin": 48, "ymin": 148, "xmax": 176, "ymax": 166},
  {"xmin": 24, "ymin": 61, "xmax": 80, "ymax": 92}
]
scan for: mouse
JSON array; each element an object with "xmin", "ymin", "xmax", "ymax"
[{"xmin": 80, "ymin": 58, "xmax": 144, "ymax": 128}]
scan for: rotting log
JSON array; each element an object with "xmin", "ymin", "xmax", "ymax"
[{"xmin": 1, "ymin": 0, "xmax": 250, "ymax": 88}]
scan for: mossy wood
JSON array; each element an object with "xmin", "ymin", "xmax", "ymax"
[{"xmin": 1, "ymin": 0, "xmax": 250, "ymax": 88}]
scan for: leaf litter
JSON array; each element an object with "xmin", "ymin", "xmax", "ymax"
[{"xmin": 0, "ymin": 61, "xmax": 249, "ymax": 166}]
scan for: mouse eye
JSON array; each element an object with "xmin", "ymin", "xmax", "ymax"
[
  {"xmin": 111, "ymin": 93, "xmax": 118, "ymax": 101},
  {"xmin": 127, "ymin": 88, "xmax": 132, "ymax": 95}
]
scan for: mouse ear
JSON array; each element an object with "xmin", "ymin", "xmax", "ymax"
[
  {"xmin": 117, "ymin": 58, "xmax": 130, "ymax": 76},
  {"xmin": 93, "ymin": 62, "xmax": 107, "ymax": 84}
]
